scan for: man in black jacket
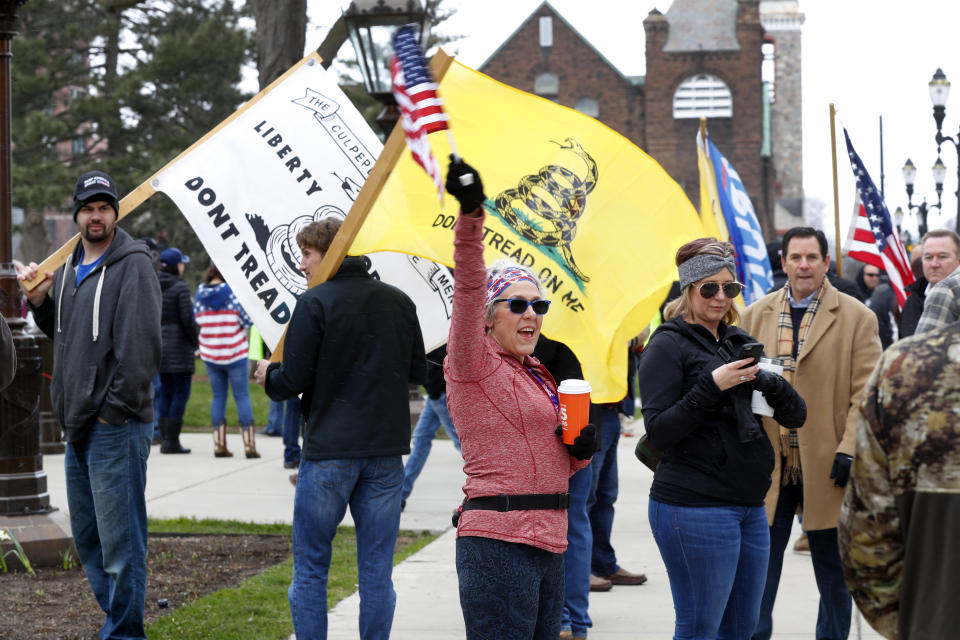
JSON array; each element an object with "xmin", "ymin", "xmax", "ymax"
[
  {"xmin": 19, "ymin": 170, "xmax": 161, "ymax": 640},
  {"xmin": 254, "ymin": 218, "xmax": 426, "ymax": 639}
]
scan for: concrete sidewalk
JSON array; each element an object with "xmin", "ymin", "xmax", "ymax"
[{"xmin": 42, "ymin": 429, "xmax": 880, "ymax": 639}]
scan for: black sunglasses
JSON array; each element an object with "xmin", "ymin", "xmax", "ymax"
[
  {"xmin": 697, "ymin": 281, "xmax": 744, "ymax": 299},
  {"xmin": 493, "ymin": 298, "xmax": 551, "ymax": 315}
]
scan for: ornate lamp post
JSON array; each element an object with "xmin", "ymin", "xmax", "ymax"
[
  {"xmin": 342, "ymin": 0, "xmax": 430, "ymax": 135},
  {"xmin": 902, "ymin": 157, "xmax": 942, "ymax": 238},
  {"xmin": 929, "ymin": 68, "xmax": 960, "ymax": 233},
  {"xmin": 0, "ymin": 0, "xmax": 73, "ymax": 570}
]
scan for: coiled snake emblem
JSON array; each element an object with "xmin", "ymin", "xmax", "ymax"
[{"xmin": 494, "ymin": 138, "xmax": 597, "ymax": 283}]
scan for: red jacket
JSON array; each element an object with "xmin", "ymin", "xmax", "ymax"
[{"xmin": 445, "ymin": 213, "xmax": 588, "ymax": 554}]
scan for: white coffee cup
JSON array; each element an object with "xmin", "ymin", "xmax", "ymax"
[{"xmin": 751, "ymin": 357, "xmax": 784, "ymax": 417}]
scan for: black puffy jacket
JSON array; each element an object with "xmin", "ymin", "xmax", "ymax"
[
  {"xmin": 158, "ymin": 271, "xmax": 196, "ymax": 374},
  {"xmin": 638, "ymin": 317, "xmax": 805, "ymax": 506}
]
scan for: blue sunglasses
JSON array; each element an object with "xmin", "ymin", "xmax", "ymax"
[{"xmin": 493, "ymin": 298, "xmax": 551, "ymax": 315}]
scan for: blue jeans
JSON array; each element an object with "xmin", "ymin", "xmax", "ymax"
[
  {"xmin": 561, "ymin": 464, "xmax": 593, "ymax": 637},
  {"xmin": 203, "ymin": 359, "xmax": 254, "ymax": 426},
  {"xmin": 650, "ymin": 499, "xmax": 769, "ymax": 640},
  {"xmin": 457, "ymin": 536, "xmax": 564, "ymax": 640},
  {"xmin": 401, "ymin": 393, "xmax": 460, "ymax": 501},
  {"xmin": 264, "ymin": 399, "xmax": 285, "ymax": 435},
  {"xmin": 151, "ymin": 373, "xmax": 161, "ymax": 438},
  {"xmin": 283, "ymin": 397, "xmax": 303, "ymax": 466},
  {"xmin": 589, "ymin": 406, "xmax": 622, "ymax": 576},
  {"xmin": 289, "ymin": 456, "xmax": 403, "ymax": 640},
  {"xmin": 753, "ymin": 483, "xmax": 852, "ymax": 640},
  {"xmin": 65, "ymin": 419, "xmax": 152, "ymax": 640},
  {"xmin": 156, "ymin": 372, "xmax": 192, "ymax": 422}
]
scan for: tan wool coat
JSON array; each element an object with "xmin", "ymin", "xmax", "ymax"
[{"xmin": 740, "ymin": 280, "xmax": 881, "ymax": 531}]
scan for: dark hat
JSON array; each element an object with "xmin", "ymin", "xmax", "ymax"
[
  {"xmin": 73, "ymin": 170, "xmax": 119, "ymax": 221},
  {"xmin": 160, "ymin": 247, "xmax": 189, "ymax": 267}
]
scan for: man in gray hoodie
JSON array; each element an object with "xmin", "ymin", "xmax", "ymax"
[{"xmin": 19, "ymin": 170, "xmax": 161, "ymax": 640}]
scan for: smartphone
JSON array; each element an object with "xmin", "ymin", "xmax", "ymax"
[{"xmin": 739, "ymin": 342, "xmax": 764, "ymax": 364}]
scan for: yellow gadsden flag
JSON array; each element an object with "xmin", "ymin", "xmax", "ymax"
[{"xmin": 350, "ymin": 60, "xmax": 706, "ymax": 402}]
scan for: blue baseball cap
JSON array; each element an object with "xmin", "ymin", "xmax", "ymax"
[{"xmin": 159, "ymin": 248, "xmax": 190, "ymax": 267}]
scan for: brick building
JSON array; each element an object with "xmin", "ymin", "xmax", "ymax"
[{"xmin": 478, "ymin": 0, "xmax": 805, "ymax": 237}]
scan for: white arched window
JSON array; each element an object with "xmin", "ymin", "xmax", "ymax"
[
  {"xmin": 575, "ymin": 97, "xmax": 599, "ymax": 118},
  {"xmin": 672, "ymin": 74, "xmax": 733, "ymax": 119},
  {"xmin": 534, "ymin": 72, "xmax": 558, "ymax": 97}
]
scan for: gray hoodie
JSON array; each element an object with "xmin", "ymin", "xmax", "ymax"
[{"xmin": 32, "ymin": 227, "xmax": 161, "ymax": 442}]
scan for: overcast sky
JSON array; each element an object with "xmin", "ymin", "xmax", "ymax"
[{"xmin": 308, "ymin": 0, "xmax": 960, "ymax": 242}]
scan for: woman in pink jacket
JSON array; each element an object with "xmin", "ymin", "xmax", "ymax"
[{"xmin": 444, "ymin": 157, "xmax": 597, "ymax": 639}]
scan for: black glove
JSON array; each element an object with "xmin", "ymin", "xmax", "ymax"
[
  {"xmin": 567, "ymin": 424, "xmax": 599, "ymax": 460},
  {"xmin": 829, "ymin": 453, "xmax": 854, "ymax": 488},
  {"xmin": 445, "ymin": 155, "xmax": 486, "ymax": 213},
  {"xmin": 751, "ymin": 369, "xmax": 783, "ymax": 395}
]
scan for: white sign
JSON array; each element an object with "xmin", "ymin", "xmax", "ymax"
[{"xmin": 153, "ymin": 55, "xmax": 452, "ymax": 352}]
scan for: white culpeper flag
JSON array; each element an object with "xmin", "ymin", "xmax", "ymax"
[{"xmin": 152, "ymin": 54, "xmax": 452, "ymax": 352}]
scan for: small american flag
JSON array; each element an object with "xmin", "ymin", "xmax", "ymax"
[
  {"xmin": 844, "ymin": 128, "xmax": 915, "ymax": 308},
  {"xmin": 391, "ymin": 24, "xmax": 448, "ymax": 200}
]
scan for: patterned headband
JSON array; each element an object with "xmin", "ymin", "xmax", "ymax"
[
  {"xmin": 486, "ymin": 266, "xmax": 539, "ymax": 304},
  {"xmin": 678, "ymin": 253, "xmax": 737, "ymax": 289}
]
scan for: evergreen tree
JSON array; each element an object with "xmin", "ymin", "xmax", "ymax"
[{"xmin": 12, "ymin": 0, "xmax": 252, "ymax": 280}]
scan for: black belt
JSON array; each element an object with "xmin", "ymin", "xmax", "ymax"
[
  {"xmin": 463, "ymin": 493, "xmax": 570, "ymax": 513},
  {"xmin": 453, "ymin": 493, "xmax": 570, "ymax": 527}
]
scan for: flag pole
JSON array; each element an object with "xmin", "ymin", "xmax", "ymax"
[
  {"xmin": 830, "ymin": 103, "xmax": 843, "ymax": 277},
  {"xmin": 270, "ymin": 49, "xmax": 457, "ymax": 362},
  {"xmin": 22, "ymin": 53, "xmax": 325, "ymax": 292}
]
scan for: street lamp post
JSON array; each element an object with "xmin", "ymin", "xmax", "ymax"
[
  {"xmin": 341, "ymin": 0, "xmax": 431, "ymax": 136},
  {"xmin": 0, "ymin": 0, "xmax": 73, "ymax": 570},
  {"xmin": 929, "ymin": 68, "xmax": 960, "ymax": 234},
  {"xmin": 902, "ymin": 157, "xmax": 942, "ymax": 238}
]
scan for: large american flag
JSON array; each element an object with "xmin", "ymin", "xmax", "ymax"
[
  {"xmin": 391, "ymin": 24, "xmax": 449, "ymax": 200},
  {"xmin": 844, "ymin": 128, "xmax": 915, "ymax": 308}
]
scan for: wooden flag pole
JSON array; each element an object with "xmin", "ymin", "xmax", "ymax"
[
  {"xmin": 830, "ymin": 103, "xmax": 843, "ymax": 277},
  {"xmin": 269, "ymin": 49, "xmax": 457, "ymax": 362},
  {"xmin": 22, "ymin": 53, "xmax": 325, "ymax": 291}
]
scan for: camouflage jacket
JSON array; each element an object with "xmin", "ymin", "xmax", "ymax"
[{"xmin": 839, "ymin": 323, "xmax": 960, "ymax": 640}]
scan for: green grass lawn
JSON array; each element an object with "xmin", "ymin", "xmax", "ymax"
[{"xmin": 145, "ymin": 517, "xmax": 438, "ymax": 640}]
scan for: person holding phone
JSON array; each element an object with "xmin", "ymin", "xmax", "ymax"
[{"xmin": 638, "ymin": 237, "xmax": 806, "ymax": 639}]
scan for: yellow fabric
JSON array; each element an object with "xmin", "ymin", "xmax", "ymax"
[
  {"xmin": 697, "ymin": 132, "xmax": 730, "ymax": 241},
  {"xmin": 349, "ymin": 60, "xmax": 707, "ymax": 402},
  {"xmin": 248, "ymin": 325, "xmax": 265, "ymax": 361}
]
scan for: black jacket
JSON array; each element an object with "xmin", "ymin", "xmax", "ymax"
[
  {"xmin": 638, "ymin": 317, "xmax": 805, "ymax": 506},
  {"xmin": 32, "ymin": 229, "xmax": 161, "ymax": 441},
  {"xmin": 424, "ymin": 344, "xmax": 447, "ymax": 399},
  {"xmin": 158, "ymin": 271, "xmax": 196, "ymax": 374},
  {"xmin": 898, "ymin": 276, "xmax": 927, "ymax": 340},
  {"xmin": 265, "ymin": 256, "xmax": 426, "ymax": 460}
]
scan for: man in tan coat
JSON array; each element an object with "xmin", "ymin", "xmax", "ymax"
[{"xmin": 741, "ymin": 227, "xmax": 881, "ymax": 640}]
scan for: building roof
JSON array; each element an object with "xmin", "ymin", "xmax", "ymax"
[
  {"xmin": 478, "ymin": 0, "xmax": 635, "ymax": 84},
  {"xmin": 663, "ymin": 0, "xmax": 740, "ymax": 53}
]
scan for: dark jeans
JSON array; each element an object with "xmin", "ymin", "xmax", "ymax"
[
  {"xmin": 156, "ymin": 372, "xmax": 192, "ymax": 422},
  {"xmin": 589, "ymin": 406, "xmax": 622, "ymax": 576},
  {"xmin": 650, "ymin": 499, "xmax": 769, "ymax": 640},
  {"xmin": 752, "ymin": 482, "xmax": 852, "ymax": 640},
  {"xmin": 65, "ymin": 420, "xmax": 152, "ymax": 640},
  {"xmin": 457, "ymin": 536, "xmax": 564, "ymax": 640},
  {"xmin": 282, "ymin": 397, "xmax": 303, "ymax": 466}
]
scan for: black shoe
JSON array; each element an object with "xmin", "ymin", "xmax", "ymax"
[
  {"xmin": 258, "ymin": 428, "xmax": 282, "ymax": 437},
  {"xmin": 283, "ymin": 460, "xmax": 300, "ymax": 469},
  {"xmin": 401, "ymin": 499, "xmax": 406, "ymax": 512},
  {"xmin": 159, "ymin": 418, "xmax": 191, "ymax": 454}
]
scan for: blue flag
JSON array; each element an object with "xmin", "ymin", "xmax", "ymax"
[{"xmin": 704, "ymin": 138, "xmax": 773, "ymax": 303}]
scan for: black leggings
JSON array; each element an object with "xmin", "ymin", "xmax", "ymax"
[{"xmin": 456, "ymin": 536, "xmax": 564, "ymax": 640}]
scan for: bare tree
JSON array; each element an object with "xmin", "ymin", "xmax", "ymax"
[{"xmin": 250, "ymin": 0, "xmax": 307, "ymax": 88}]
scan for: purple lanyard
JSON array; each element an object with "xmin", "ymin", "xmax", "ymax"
[{"xmin": 527, "ymin": 367, "xmax": 559, "ymax": 411}]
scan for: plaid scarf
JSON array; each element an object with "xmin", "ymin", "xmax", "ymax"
[{"xmin": 775, "ymin": 284, "xmax": 825, "ymax": 485}]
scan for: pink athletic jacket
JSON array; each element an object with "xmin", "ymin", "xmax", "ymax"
[{"xmin": 445, "ymin": 212, "xmax": 589, "ymax": 554}]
